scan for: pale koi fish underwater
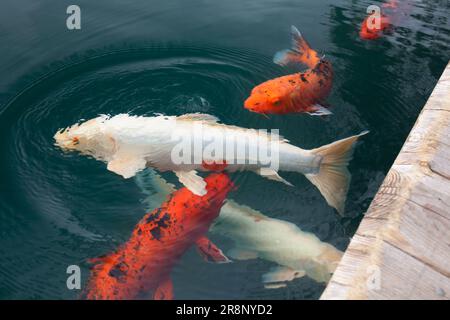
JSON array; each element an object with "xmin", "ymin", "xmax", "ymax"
[{"xmin": 0, "ymin": 0, "xmax": 449, "ymax": 300}]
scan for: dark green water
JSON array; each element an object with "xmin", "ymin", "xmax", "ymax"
[{"xmin": 0, "ymin": 0, "xmax": 448, "ymax": 299}]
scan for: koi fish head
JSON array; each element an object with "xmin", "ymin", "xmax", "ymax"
[
  {"xmin": 244, "ymin": 82, "xmax": 286, "ymax": 114},
  {"xmin": 182, "ymin": 172, "xmax": 234, "ymax": 212},
  {"xmin": 173, "ymin": 172, "xmax": 234, "ymax": 223},
  {"xmin": 318, "ymin": 245, "xmax": 344, "ymax": 274},
  {"xmin": 54, "ymin": 116, "xmax": 116, "ymax": 160},
  {"xmin": 202, "ymin": 172, "xmax": 234, "ymax": 204}
]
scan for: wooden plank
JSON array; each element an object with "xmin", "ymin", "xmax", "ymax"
[
  {"xmin": 321, "ymin": 62, "xmax": 450, "ymax": 300},
  {"xmin": 325, "ymin": 235, "xmax": 450, "ymax": 299}
]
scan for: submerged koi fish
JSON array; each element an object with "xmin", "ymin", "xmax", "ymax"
[
  {"xmin": 54, "ymin": 113, "xmax": 367, "ymax": 214},
  {"xmin": 244, "ymin": 26, "xmax": 333, "ymax": 116},
  {"xmin": 136, "ymin": 169, "xmax": 343, "ymax": 288},
  {"xmin": 212, "ymin": 201, "xmax": 343, "ymax": 288},
  {"xmin": 359, "ymin": 0, "xmax": 399, "ymax": 40},
  {"xmin": 84, "ymin": 172, "xmax": 233, "ymax": 300}
]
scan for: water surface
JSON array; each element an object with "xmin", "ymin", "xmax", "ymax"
[{"xmin": 0, "ymin": 0, "xmax": 449, "ymax": 299}]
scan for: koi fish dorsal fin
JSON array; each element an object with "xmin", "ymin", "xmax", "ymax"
[
  {"xmin": 177, "ymin": 113, "xmax": 219, "ymax": 123},
  {"xmin": 175, "ymin": 170, "xmax": 207, "ymax": 196},
  {"xmin": 223, "ymin": 200, "xmax": 269, "ymax": 221},
  {"xmin": 273, "ymin": 25, "xmax": 320, "ymax": 69},
  {"xmin": 196, "ymin": 236, "xmax": 231, "ymax": 263}
]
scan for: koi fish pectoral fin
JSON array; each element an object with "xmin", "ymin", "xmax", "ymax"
[
  {"xmin": 196, "ymin": 236, "xmax": 231, "ymax": 264},
  {"xmin": 307, "ymin": 104, "xmax": 333, "ymax": 116},
  {"xmin": 256, "ymin": 168, "xmax": 293, "ymax": 187},
  {"xmin": 174, "ymin": 170, "xmax": 207, "ymax": 196},
  {"xmin": 227, "ymin": 248, "xmax": 259, "ymax": 261},
  {"xmin": 153, "ymin": 277, "xmax": 174, "ymax": 300},
  {"xmin": 264, "ymin": 283, "xmax": 288, "ymax": 289},
  {"xmin": 107, "ymin": 155, "xmax": 147, "ymax": 179},
  {"xmin": 262, "ymin": 266, "xmax": 306, "ymax": 289}
]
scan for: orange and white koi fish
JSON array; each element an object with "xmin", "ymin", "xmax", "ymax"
[
  {"xmin": 211, "ymin": 201, "xmax": 343, "ymax": 288},
  {"xmin": 244, "ymin": 26, "xmax": 333, "ymax": 116},
  {"xmin": 83, "ymin": 172, "xmax": 233, "ymax": 300},
  {"xmin": 137, "ymin": 169, "xmax": 343, "ymax": 288},
  {"xmin": 359, "ymin": 0, "xmax": 399, "ymax": 40}
]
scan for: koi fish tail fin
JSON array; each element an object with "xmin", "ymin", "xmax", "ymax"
[
  {"xmin": 273, "ymin": 25, "xmax": 321, "ymax": 68},
  {"xmin": 306, "ymin": 131, "xmax": 368, "ymax": 215}
]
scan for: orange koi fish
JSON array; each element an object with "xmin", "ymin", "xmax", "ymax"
[
  {"xmin": 83, "ymin": 172, "xmax": 234, "ymax": 300},
  {"xmin": 359, "ymin": 0, "xmax": 399, "ymax": 40},
  {"xmin": 244, "ymin": 26, "xmax": 333, "ymax": 116}
]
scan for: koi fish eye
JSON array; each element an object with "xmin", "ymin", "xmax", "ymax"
[
  {"xmin": 269, "ymin": 95, "xmax": 281, "ymax": 106},
  {"xmin": 72, "ymin": 137, "xmax": 80, "ymax": 145},
  {"xmin": 271, "ymin": 98, "xmax": 281, "ymax": 106}
]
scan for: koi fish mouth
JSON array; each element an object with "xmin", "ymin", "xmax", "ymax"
[
  {"xmin": 243, "ymin": 97, "xmax": 253, "ymax": 110},
  {"xmin": 53, "ymin": 124, "xmax": 87, "ymax": 151},
  {"xmin": 244, "ymin": 97, "xmax": 262, "ymax": 113},
  {"xmin": 54, "ymin": 128, "xmax": 76, "ymax": 150}
]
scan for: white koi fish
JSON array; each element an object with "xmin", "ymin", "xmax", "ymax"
[
  {"xmin": 135, "ymin": 169, "xmax": 343, "ymax": 288},
  {"xmin": 54, "ymin": 113, "xmax": 367, "ymax": 214},
  {"xmin": 211, "ymin": 201, "xmax": 343, "ymax": 287}
]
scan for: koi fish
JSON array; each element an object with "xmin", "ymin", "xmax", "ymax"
[
  {"xmin": 54, "ymin": 113, "xmax": 367, "ymax": 214},
  {"xmin": 136, "ymin": 169, "xmax": 343, "ymax": 288},
  {"xmin": 212, "ymin": 201, "xmax": 343, "ymax": 287},
  {"xmin": 83, "ymin": 172, "xmax": 234, "ymax": 300},
  {"xmin": 244, "ymin": 26, "xmax": 333, "ymax": 116},
  {"xmin": 359, "ymin": 0, "xmax": 399, "ymax": 40}
]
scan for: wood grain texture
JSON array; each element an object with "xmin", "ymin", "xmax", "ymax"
[{"xmin": 321, "ymin": 62, "xmax": 450, "ymax": 300}]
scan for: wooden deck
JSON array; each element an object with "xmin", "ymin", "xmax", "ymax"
[{"xmin": 321, "ymin": 62, "xmax": 450, "ymax": 300}]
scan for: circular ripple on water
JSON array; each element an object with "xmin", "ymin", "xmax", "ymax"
[{"xmin": 1, "ymin": 43, "xmax": 318, "ymax": 299}]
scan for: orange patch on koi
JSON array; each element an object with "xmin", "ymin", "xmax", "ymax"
[{"xmin": 244, "ymin": 26, "xmax": 333, "ymax": 116}]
